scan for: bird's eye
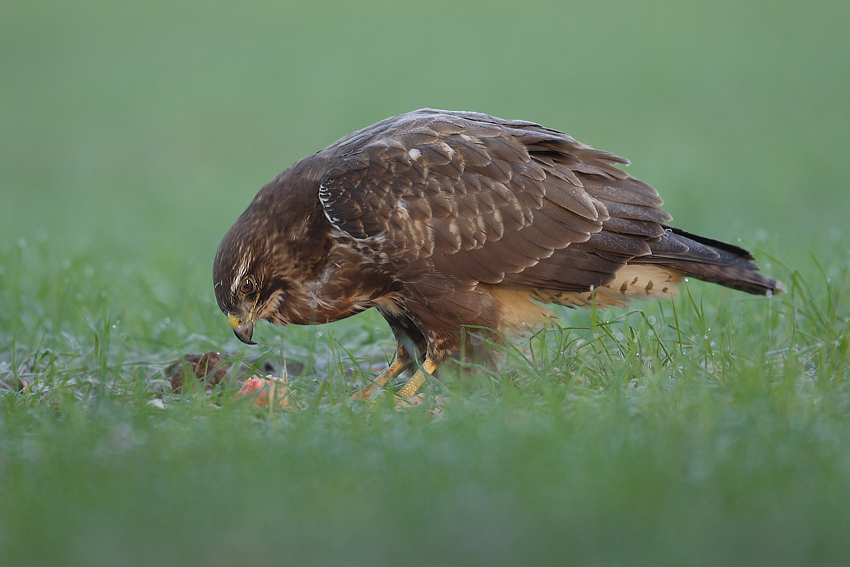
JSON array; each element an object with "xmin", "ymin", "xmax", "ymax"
[{"xmin": 239, "ymin": 279, "xmax": 255, "ymax": 295}]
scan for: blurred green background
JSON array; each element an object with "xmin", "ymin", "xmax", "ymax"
[
  {"xmin": 3, "ymin": 0, "xmax": 847, "ymax": 275},
  {"xmin": 2, "ymin": 2, "xmax": 850, "ymax": 566}
]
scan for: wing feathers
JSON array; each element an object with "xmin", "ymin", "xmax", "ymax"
[
  {"xmin": 600, "ymin": 216, "xmax": 666, "ymax": 238},
  {"xmin": 316, "ymin": 109, "xmax": 779, "ymax": 303},
  {"xmin": 583, "ymin": 176, "xmax": 663, "ymax": 207},
  {"xmin": 597, "ymin": 199, "xmax": 673, "ymax": 224},
  {"xmin": 543, "ymin": 181, "xmax": 604, "ymax": 221},
  {"xmin": 532, "ymin": 205, "xmax": 598, "ymax": 243}
]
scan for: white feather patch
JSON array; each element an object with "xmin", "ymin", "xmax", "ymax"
[{"xmin": 230, "ymin": 255, "xmax": 252, "ymax": 296}]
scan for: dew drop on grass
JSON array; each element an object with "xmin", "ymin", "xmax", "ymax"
[
  {"xmin": 101, "ymin": 291, "xmax": 107, "ymax": 298},
  {"xmin": 316, "ymin": 331, "xmax": 324, "ymax": 338},
  {"xmin": 164, "ymin": 317, "xmax": 171, "ymax": 325},
  {"xmin": 119, "ymin": 333, "xmax": 126, "ymax": 341}
]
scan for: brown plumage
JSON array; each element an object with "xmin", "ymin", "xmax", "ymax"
[{"xmin": 213, "ymin": 109, "xmax": 782, "ymax": 398}]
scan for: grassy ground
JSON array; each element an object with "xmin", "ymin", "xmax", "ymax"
[{"xmin": 2, "ymin": 1, "xmax": 850, "ymax": 565}]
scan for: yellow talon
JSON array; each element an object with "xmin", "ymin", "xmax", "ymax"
[
  {"xmin": 352, "ymin": 357, "xmax": 411, "ymax": 400},
  {"xmin": 396, "ymin": 358, "xmax": 437, "ymax": 399}
]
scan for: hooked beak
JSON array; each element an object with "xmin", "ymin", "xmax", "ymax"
[{"xmin": 228, "ymin": 314, "xmax": 256, "ymax": 345}]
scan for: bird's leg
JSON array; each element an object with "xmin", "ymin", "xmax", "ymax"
[
  {"xmin": 352, "ymin": 356, "xmax": 412, "ymax": 400},
  {"xmin": 396, "ymin": 358, "xmax": 437, "ymax": 400}
]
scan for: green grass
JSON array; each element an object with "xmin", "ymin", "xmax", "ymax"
[
  {"xmin": 3, "ymin": 0, "xmax": 850, "ymax": 565},
  {"xmin": 3, "ymin": 235, "xmax": 850, "ymax": 567}
]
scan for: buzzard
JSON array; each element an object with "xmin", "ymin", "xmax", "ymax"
[{"xmin": 213, "ymin": 109, "xmax": 781, "ymax": 399}]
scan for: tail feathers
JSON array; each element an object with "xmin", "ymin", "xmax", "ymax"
[
  {"xmin": 633, "ymin": 227, "xmax": 783, "ymax": 296},
  {"xmin": 658, "ymin": 260, "xmax": 781, "ymax": 296}
]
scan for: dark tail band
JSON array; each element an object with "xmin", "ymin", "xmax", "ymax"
[{"xmin": 633, "ymin": 227, "xmax": 783, "ymax": 296}]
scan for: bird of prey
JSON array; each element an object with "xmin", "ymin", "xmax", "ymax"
[{"xmin": 213, "ymin": 109, "xmax": 781, "ymax": 400}]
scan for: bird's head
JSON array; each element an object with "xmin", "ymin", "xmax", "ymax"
[
  {"xmin": 213, "ymin": 249, "xmax": 262, "ymax": 345},
  {"xmin": 214, "ymin": 275, "xmax": 259, "ymax": 346},
  {"xmin": 212, "ymin": 184, "xmax": 334, "ymax": 344},
  {"xmin": 213, "ymin": 161, "xmax": 343, "ymax": 343},
  {"xmin": 212, "ymin": 211, "xmax": 293, "ymax": 345}
]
